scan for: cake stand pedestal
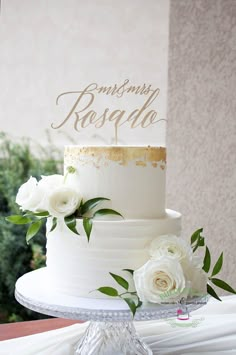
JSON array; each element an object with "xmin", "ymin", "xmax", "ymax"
[{"xmin": 15, "ymin": 268, "xmax": 207, "ymax": 355}]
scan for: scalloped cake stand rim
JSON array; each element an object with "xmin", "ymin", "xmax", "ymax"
[{"xmin": 15, "ymin": 268, "xmax": 208, "ymax": 322}]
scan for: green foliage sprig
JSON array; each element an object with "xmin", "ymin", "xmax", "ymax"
[
  {"xmin": 6, "ymin": 197, "xmax": 122, "ymax": 243},
  {"xmin": 6, "ymin": 164, "xmax": 122, "ymax": 242},
  {"xmin": 96, "ymin": 229, "xmax": 236, "ymax": 316},
  {"xmin": 6, "ymin": 213, "xmax": 49, "ymax": 244},
  {"xmin": 96, "ymin": 269, "xmax": 142, "ymax": 316},
  {"xmin": 190, "ymin": 228, "xmax": 236, "ymax": 301},
  {"xmin": 63, "ymin": 197, "xmax": 123, "ymax": 242}
]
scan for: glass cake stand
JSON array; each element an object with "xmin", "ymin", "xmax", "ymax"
[{"xmin": 15, "ymin": 268, "xmax": 208, "ymax": 355}]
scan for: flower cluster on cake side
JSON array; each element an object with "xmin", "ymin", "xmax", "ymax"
[
  {"xmin": 6, "ymin": 166, "xmax": 122, "ymax": 242},
  {"xmin": 96, "ymin": 229, "xmax": 236, "ymax": 315},
  {"xmin": 6, "ymin": 167, "xmax": 236, "ymax": 316}
]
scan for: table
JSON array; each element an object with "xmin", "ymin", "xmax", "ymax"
[{"xmin": 0, "ymin": 319, "xmax": 82, "ymax": 341}]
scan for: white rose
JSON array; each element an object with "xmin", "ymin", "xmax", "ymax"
[
  {"xmin": 182, "ymin": 256, "xmax": 208, "ymax": 297},
  {"xmin": 47, "ymin": 186, "xmax": 80, "ymax": 218},
  {"xmin": 16, "ymin": 177, "xmax": 43, "ymax": 212},
  {"xmin": 38, "ymin": 174, "xmax": 64, "ymax": 192},
  {"xmin": 133, "ymin": 257, "xmax": 186, "ymax": 304},
  {"xmin": 149, "ymin": 234, "xmax": 192, "ymax": 262}
]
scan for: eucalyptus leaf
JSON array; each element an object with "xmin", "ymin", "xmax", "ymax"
[
  {"xmin": 202, "ymin": 246, "xmax": 211, "ymax": 273},
  {"xmin": 93, "ymin": 209, "xmax": 123, "ymax": 218},
  {"xmin": 26, "ymin": 220, "xmax": 42, "ymax": 244},
  {"xmin": 50, "ymin": 217, "xmax": 57, "ymax": 232},
  {"xmin": 123, "ymin": 297, "xmax": 137, "ymax": 316},
  {"xmin": 80, "ymin": 197, "xmax": 110, "ymax": 215},
  {"xmin": 123, "ymin": 269, "xmax": 134, "ymax": 276},
  {"xmin": 210, "ymin": 278, "xmax": 236, "ymax": 294},
  {"xmin": 207, "ymin": 283, "xmax": 222, "ymax": 301},
  {"xmin": 109, "ymin": 272, "xmax": 129, "ymax": 290},
  {"xmin": 211, "ymin": 252, "xmax": 223, "ymax": 277},
  {"xmin": 5, "ymin": 215, "xmax": 32, "ymax": 225},
  {"xmin": 64, "ymin": 216, "xmax": 80, "ymax": 235},
  {"xmin": 97, "ymin": 287, "xmax": 118, "ymax": 297},
  {"xmin": 191, "ymin": 228, "xmax": 203, "ymax": 245},
  {"xmin": 83, "ymin": 217, "xmax": 93, "ymax": 242}
]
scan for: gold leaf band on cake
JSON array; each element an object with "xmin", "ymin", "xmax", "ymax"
[{"xmin": 65, "ymin": 146, "xmax": 166, "ymax": 168}]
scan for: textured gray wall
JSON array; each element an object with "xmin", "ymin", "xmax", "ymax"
[{"xmin": 167, "ymin": 0, "xmax": 236, "ymax": 290}]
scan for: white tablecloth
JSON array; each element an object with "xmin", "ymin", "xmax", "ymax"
[{"xmin": 1, "ymin": 295, "xmax": 236, "ymax": 354}]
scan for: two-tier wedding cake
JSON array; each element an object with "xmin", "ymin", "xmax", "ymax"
[
  {"xmin": 10, "ymin": 143, "xmax": 233, "ymax": 310},
  {"xmin": 46, "ymin": 146, "xmax": 182, "ymax": 298}
]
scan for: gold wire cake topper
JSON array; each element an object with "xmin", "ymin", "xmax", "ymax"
[{"xmin": 51, "ymin": 79, "xmax": 166, "ymax": 144}]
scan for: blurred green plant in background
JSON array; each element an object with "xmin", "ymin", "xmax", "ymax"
[{"xmin": 0, "ymin": 132, "xmax": 63, "ymax": 323}]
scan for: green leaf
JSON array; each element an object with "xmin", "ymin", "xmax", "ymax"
[
  {"xmin": 64, "ymin": 216, "xmax": 80, "ymax": 235},
  {"xmin": 75, "ymin": 199, "xmax": 84, "ymax": 217},
  {"xmin": 93, "ymin": 208, "xmax": 123, "ymax": 218},
  {"xmin": 191, "ymin": 228, "xmax": 205, "ymax": 253},
  {"xmin": 211, "ymin": 252, "xmax": 223, "ymax": 277},
  {"xmin": 5, "ymin": 215, "xmax": 32, "ymax": 224},
  {"xmin": 33, "ymin": 211, "xmax": 49, "ymax": 217},
  {"xmin": 191, "ymin": 228, "xmax": 203, "ymax": 245},
  {"xmin": 192, "ymin": 236, "xmax": 205, "ymax": 252},
  {"xmin": 198, "ymin": 236, "xmax": 205, "ymax": 246},
  {"xmin": 50, "ymin": 217, "xmax": 57, "ymax": 232},
  {"xmin": 80, "ymin": 197, "xmax": 110, "ymax": 215},
  {"xmin": 109, "ymin": 272, "xmax": 129, "ymax": 290},
  {"xmin": 123, "ymin": 269, "xmax": 134, "ymax": 276},
  {"xmin": 123, "ymin": 298, "xmax": 137, "ymax": 316},
  {"xmin": 207, "ymin": 283, "xmax": 222, "ymax": 301},
  {"xmin": 97, "ymin": 287, "xmax": 118, "ymax": 297},
  {"xmin": 202, "ymin": 246, "xmax": 211, "ymax": 273},
  {"xmin": 210, "ymin": 278, "xmax": 236, "ymax": 294},
  {"xmin": 26, "ymin": 220, "xmax": 42, "ymax": 244},
  {"xmin": 83, "ymin": 217, "xmax": 93, "ymax": 242},
  {"xmin": 78, "ymin": 198, "xmax": 84, "ymax": 210},
  {"xmin": 66, "ymin": 166, "xmax": 76, "ymax": 174},
  {"xmin": 137, "ymin": 299, "xmax": 143, "ymax": 309}
]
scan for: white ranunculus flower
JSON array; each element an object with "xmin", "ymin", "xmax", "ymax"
[
  {"xmin": 38, "ymin": 174, "xmax": 64, "ymax": 192},
  {"xmin": 149, "ymin": 234, "xmax": 192, "ymax": 262},
  {"xmin": 133, "ymin": 257, "xmax": 186, "ymax": 304},
  {"xmin": 34, "ymin": 175, "xmax": 65, "ymax": 212},
  {"xmin": 182, "ymin": 256, "xmax": 208, "ymax": 297},
  {"xmin": 47, "ymin": 186, "xmax": 80, "ymax": 218},
  {"xmin": 16, "ymin": 176, "xmax": 43, "ymax": 212}
]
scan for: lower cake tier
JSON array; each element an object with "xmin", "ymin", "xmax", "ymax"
[{"xmin": 46, "ymin": 209, "xmax": 181, "ymax": 298}]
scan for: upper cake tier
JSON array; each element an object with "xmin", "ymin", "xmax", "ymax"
[{"xmin": 64, "ymin": 146, "xmax": 166, "ymax": 219}]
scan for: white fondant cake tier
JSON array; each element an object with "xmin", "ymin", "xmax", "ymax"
[
  {"xmin": 64, "ymin": 146, "xmax": 166, "ymax": 219},
  {"xmin": 46, "ymin": 209, "xmax": 181, "ymax": 298}
]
